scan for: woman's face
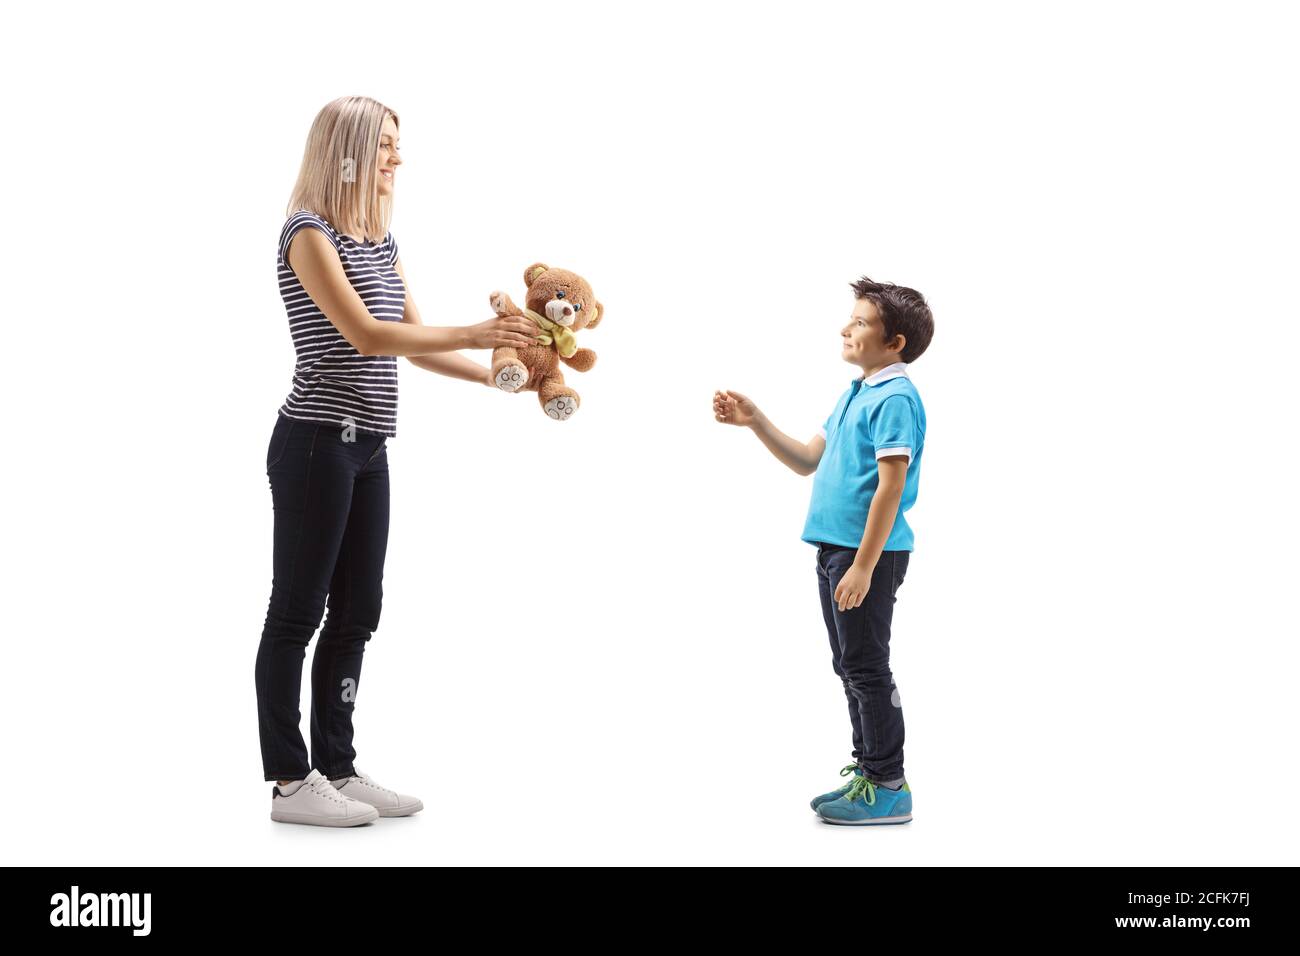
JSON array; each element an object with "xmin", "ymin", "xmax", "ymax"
[{"xmin": 377, "ymin": 116, "xmax": 401, "ymax": 197}]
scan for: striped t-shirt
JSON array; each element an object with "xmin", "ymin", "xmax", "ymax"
[{"xmin": 276, "ymin": 209, "xmax": 405, "ymax": 437}]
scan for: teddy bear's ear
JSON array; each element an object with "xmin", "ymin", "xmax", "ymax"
[
  {"xmin": 523, "ymin": 263, "xmax": 549, "ymax": 287},
  {"xmin": 586, "ymin": 299, "xmax": 604, "ymax": 329}
]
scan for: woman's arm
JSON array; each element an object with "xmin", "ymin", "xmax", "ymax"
[
  {"xmin": 395, "ymin": 259, "xmax": 495, "ymax": 384},
  {"xmin": 286, "ymin": 231, "xmax": 536, "ymax": 357},
  {"xmin": 405, "ymin": 351, "xmax": 493, "ymax": 384}
]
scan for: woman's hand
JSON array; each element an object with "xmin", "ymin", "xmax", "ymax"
[
  {"xmin": 713, "ymin": 389, "xmax": 760, "ymax": 427},
  {"xmin": 466, "ymin": 315, "xmax": 537, "ymax": 350}
]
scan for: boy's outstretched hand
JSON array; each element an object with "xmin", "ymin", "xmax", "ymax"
[{"xmin": 713, "ymin": 389, "xmax": 758, "ymax": 427}]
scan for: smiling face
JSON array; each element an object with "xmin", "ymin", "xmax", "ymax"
[
  {"xmin": 377, "ymin": 115, "xmax": 401, "ymax": 197},
  {"xmin": 841, "ymin": 297, "xmax": 905, "ymax": 375}
]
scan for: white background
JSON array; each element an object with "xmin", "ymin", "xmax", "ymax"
[{"xmin": 3, "ymin": 0, "xmax": 1297, "ymax": 865}]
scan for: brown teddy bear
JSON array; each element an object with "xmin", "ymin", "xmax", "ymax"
[{"xmin": 488, "ymin": 262, "xmax": 603, "ymax": 420}]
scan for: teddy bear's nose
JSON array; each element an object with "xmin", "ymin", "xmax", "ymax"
[{"xmin": 545, "ymin": 299, "xmax": 578, "ymax": 325}]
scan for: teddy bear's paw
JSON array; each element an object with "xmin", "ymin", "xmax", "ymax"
[
  {"xmin": 489, "ymin": 291, "xmax": 506, "ymax": 313},
  {"xmin": 544, "ymin": 395, "xmax": 579, "ymax": 420},
  {"xmin": 494, "ymin": 363, "xmax": 528, "ymax": 392}
]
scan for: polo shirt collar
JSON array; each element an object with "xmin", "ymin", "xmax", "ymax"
[{"xmin": 857, "ymin": 361, "xmax": 910, "ymax": 386}]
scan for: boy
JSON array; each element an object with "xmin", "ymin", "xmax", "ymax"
[{"xmin": 713, "ymin": 276, "xmax": 933, "ymax": 825}]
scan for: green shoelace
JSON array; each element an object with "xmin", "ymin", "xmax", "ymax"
[
  {"xmin": 840, "ymin": 775, "xmax": 910, "ymax": 803},
  {"xmin": 831, "ymin": 763, "xmax": 859, "ymax": 794},
  {"xmin": 842, "ymin": 774, "xmax": 878, "ymax": 805},
  {"xmin": 819, "ymin": 764, "xmax": 862, "ymax": 800}
]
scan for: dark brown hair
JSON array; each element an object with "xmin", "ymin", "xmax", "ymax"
[{"xmin": 850, "ymin": 276, "xmax": 934, "ymax": 364}]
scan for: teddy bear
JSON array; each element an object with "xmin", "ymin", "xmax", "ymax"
[{"xmin": 488, "ymin": 262, "xmax": 603, "ymax": 420}]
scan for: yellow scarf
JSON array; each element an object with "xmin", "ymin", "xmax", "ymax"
[{"xmin": 523, "ymin": 307, "xmax": 578, "ymax": 358}]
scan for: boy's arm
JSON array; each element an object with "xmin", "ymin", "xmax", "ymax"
[
  {"xmin": 835, "ymin": 395, "xmax": 919, "ymax": 609},
  {"xmin": 851, "ymin": 456, "xmax": 908, "ymax": 570},
  {"xmin": 852, "ymin": 393, "xmax": 920, "ymax": 569},
  {"xmin": 713, "ymin": 389, "xmax": 824, "ymax": 475},
  {"xmin": 750, "ymin": 412, "xmax": 825, "ymax": 476},
  {"xmin": 834, "ymin": 457, "xmax": 907, "ymax": 610}
]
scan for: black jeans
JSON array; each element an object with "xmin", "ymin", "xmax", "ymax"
[
  {"xmin": 255, "ymin": 413, "xmax": 390, "ymax": 782},
  {"xmin": 815, "ymin": 543, "xmax": 909, "ymax": 785}
]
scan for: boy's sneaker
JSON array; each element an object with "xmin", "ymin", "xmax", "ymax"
[
  {"xmin": 269, "ymin": 769, "xmax": 379, "ymax": 827},
  {"xmin": 327, "ymin": 766, "xmax": 423, "ymax": 817},
  {"xmin": 817, "ymin": 775, "xmax": 912, "ymax": 825},
  {"xmin": 810, "ymin": 764, "xmax": 864, "ymax": 812}
]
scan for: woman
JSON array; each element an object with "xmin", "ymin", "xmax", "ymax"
[{"xmin": 256, "ymin": 96, "xmax": 536, "ymax": 827}]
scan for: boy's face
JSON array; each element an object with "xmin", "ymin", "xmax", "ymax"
[{"xmin": 841, "ymin": 297, "xmax": 903, "ymax": 373}]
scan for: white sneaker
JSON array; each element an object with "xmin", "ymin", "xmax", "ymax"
[
  {"xmin": 270, "ymin": 769, "xmax": 380, "ymax": 827},
  {"xmin": 327, "ymin": 766, "xmax": 424, "ymax": 817}
]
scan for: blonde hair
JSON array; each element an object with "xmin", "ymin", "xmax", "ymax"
[{"xmin": 286, "ymin": 96, "xmax": 399, "ymax": 243}]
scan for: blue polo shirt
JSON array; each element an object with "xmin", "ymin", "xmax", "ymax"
[{"xmin": 801, "ymin": 362, "xmax": 926, "ymax": 551}]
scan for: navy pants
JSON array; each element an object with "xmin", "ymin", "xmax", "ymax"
[
  {"xmin": 255, "ymin": 413, "xmax": 390, "ymax": 782},
  {"xmin": 815, "ymin": 543, "xmax": 909, "ymax": 785}
]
